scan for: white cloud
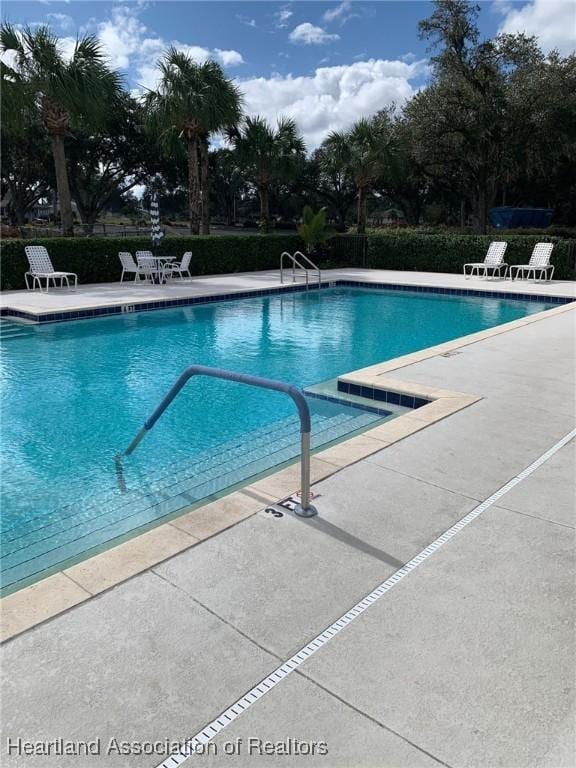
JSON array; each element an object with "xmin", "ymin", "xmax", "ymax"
[
  {"xmin": 46, "ymin": 13, "xmax": 74, "ymax": 32},
  {"xmin": 236, "ymin": 15, "xmax": 257, "ymax": 28},
  {"xmin": 323, "ymin": 1, "xmax": 353, "ymax": 24},
  {"xmin": 237, "ymin": 58, "xmax": 427, "ymax": 149},
  {"xmin": 275, "ymin": 9, "xmax": 293, "ymax": 28},
  {"xmin": 1, "ymin": 49, "xmax": 18, "ymax": 70},
  {"xmin": 289, "ymin": 23, "xmax": 340, "ymax": 45},
  {"xmin": 214, "ymin": 49, "xmax": 245, "ymax": 67},
  {"xmin": 497, "ymin": 0, "xmax": 576, "ymax": 55},
  {"xmin": 97, "ymin": 6, "xmax": 147, "ymax": 69},
  {"xmin": 59, "ymin": 36, "xmax": 78, "ymax": 61},
  {"xmin": 91, "ymin": 5, "xmax": 244, "ymax": 90}
]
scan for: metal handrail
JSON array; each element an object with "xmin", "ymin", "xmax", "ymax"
[
  {"xmin": 280, "ymin": 251, "xmax": 321, "ymax": 289},
  {"xmin": 116, "ymin": 365, "xmax": 318, "ymax": 517}
]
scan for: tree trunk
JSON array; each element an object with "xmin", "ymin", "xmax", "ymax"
[
  {"xmin": 259, "ymin": 183, "xmax": 270, "ymax": 232},
  {"xmin": 9, "ymin": 202, "xmax": 24, "ymax": 226},
  {"xmin": 357, "ymin": 185, "xmax": 368, "ymax": 234},
  {"xmin": 187, "ymin": 137, "xmax": 201, "ymax": 235},
  {"xmin": 471, "ymin": 187, "xmax": 489, "ymax": 234},
  {"xmin": 459, "ymin": 198, "xmax": 466, "ymax": 229},
  {"xmin": 200, "ymin": 140, "xmax": 210, "ymax": 235},
  {"xmin": 49, "ymin": 134, "xmax": 74, "ymax": 236},
  {"xmin": 6, "ymin": 185, "xmax": 26, "ymax": 225}
]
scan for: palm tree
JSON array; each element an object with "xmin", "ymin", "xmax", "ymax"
[
  {"xmin": 324, "ymin": 114, "xmax": 392, "ymax": 234},
  {"xmin": 1, "ymin": 24, "xmax": 122, "ymax": 236},
  {"xmin": 146, "ymin": 48, "xmax": 242, "ymax": 235},
  {"xmin": 229, "ymin": 116, "xmax": 305, "ymax": 232}
]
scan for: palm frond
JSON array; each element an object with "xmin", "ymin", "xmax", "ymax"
[{"xmin": 146, "ymin": 47, "xmax": 243, "ymax": 145}]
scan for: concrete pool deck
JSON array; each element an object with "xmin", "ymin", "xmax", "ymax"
[
  {"xmin": 1, "ymin": 270, "xmax": 575, "ymax": 767},
  {"xmin": 1, "ymin": 268, "xmax": 575, "ymax": 320}
]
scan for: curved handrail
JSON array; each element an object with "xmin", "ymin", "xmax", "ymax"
[
  {"xmin": 280, "ymin": 251, "xmax": 321, "ymax": 289},
  {"xmin": 293, "ymin": 250, "xmax": 320, "ymax": 271},
  {"xmin": 280, "ymin": 251, "xmax": 308, "ymax": 288},
  {"xmin": 117, "ymin": 365, "xmax": 318, "ymax": 517}
]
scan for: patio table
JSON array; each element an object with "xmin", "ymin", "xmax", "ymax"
[{"xmin": 137, "ymin": 255, "xmax": 175, "ymax": 284}]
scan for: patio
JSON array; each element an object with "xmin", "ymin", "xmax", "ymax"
[
  {"xmin": 1, "ymin": 269, "xmax": 574, "ymax": 767},
  {"xmin": 1, "ymin": 268, "xmax": 575, "ymax": 322}
]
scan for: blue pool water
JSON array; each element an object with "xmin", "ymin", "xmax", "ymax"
[{"xmin": 0, "ymin": 287, "xmax": 553, "ymax": 591}]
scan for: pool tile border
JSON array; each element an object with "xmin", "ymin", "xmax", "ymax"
[
  {"xmin": 1, "ymin": 292, "xmax": 574, "ymax": 643},
  {"xmin": 0, "ymin": 278, "xmax": 572, "ymax": 325},
  {"xmin": 304, "ymin": 388, "xmax": 396, "ymax": 417}
]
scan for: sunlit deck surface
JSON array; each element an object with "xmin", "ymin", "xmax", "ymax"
[
  {"xmin": 1, "ymin": 268, "xmax": 575, "ymax": 768},
  {"xmin": 1, "ymin": 267, "xmax": 574, "ymax": 320}
]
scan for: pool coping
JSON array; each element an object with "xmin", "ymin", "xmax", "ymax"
[
  {"xmin": 0, "ymin": 277, "xmax": 572, "ymax": 325},
  {"xmin": 1, "ymin": 294, "xmax": 575, "ymax": 643}
]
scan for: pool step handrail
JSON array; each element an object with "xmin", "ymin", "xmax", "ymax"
[
  {"xmin": 116, "ymin": 365, "xmax": 318, "ymax": 517},
  {"xmin": 280, "ymin": 251, "xmax": 321, "ymax": 289}
]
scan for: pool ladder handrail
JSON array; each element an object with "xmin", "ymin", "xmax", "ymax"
[
  {"xmin": 280, "ymin": 251, "xmax": 321, "ymax": 290},
  {"xmin": 116, "ymin": 365, "xmax": 318, "ymax": 517}
]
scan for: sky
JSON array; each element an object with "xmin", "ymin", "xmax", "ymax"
[{"xmin": 3, "ymin": 0, "xmax": 575, "ymax": 149}]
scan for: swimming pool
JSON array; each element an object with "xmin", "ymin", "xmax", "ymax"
[{"xmin": 0, "ymin": 286, "xmax": 554, "ymax": 592}]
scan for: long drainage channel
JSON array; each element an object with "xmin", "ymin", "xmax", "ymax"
[{"xmin": 156, "ymin": 427, "xmax": 576, "ymax": 768}]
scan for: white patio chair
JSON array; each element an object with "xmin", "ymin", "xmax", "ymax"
[
  {"xmin": 24, "ymin": 245, "xmax": 78, "ymax": 292},
  {"xmin": 463, "ymin": 241, "xmax": 508, "ymax": 279},
  {"xmin": 136, "ymin": 252, "xmax": 162, "ymax": 283},
  {"xmin": 164, "ymin": 251, "xmax": 192, "ymax": 281},
  {"xmin": 510, "ymin": 243, "xmax": 554, "ymax": 282},
  {"xmin": 120, "ymin": 251, "xmax": 155, "ymax": 282}
]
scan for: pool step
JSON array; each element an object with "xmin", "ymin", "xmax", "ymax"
[
  {"xmin": 1, "ymin": 403, "xmax": 385, "ymax": 589},
  {"xmin": 2, "ymin": 408, "xmax": 369, "ymax": 542},
  {"xmin": 0, "ymin": 319, "xmax": 36, "ymax": 340}
]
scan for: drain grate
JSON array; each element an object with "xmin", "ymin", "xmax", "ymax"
[{"xmin": 156, "ymin": 427, "xmax": 576, "ymax": 768}]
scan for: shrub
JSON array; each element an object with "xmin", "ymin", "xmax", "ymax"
[
  {"xmin": 2, "ymin": 231, "xmax": 573, "ymax": 291},
  {"xmin": 0, "ymin": 234, "xmax": 304, "ymax": 290}
]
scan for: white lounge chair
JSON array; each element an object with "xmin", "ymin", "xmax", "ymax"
[
  {"xmin": 24, "ymin": 245, "xmax": 78, "ymax": 292},
  {"xmin": 119, "ymin": 251, "xmax": 150, "ymax": 282},
  {"xmin": 510, "ymin": 243, "xmax": 554, "ymax": 282},
  {"xmin": 164, "ymin": 251, "xmax": 192, "ymax": 281},
  {"xmin": 463, "ymin": 241, "xmax": 508, "ymax": 279}
]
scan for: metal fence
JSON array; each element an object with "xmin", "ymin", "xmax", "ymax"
[
  {"xmin": 16, "ymin": 224, "xmax": 152, "ymax": 238},
  {"xmin": 326, "ymin": 234, "xmax": 368, "ymax": 267}
]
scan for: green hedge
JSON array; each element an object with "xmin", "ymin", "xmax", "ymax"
[
  {"xmin": 1, "ymin": 231, "xmax": 574, "ymax": 290},
  {"xmin": 0, "ymin": 234, "xmax": 304, "ymax": 290},
  {"xmin": 367, "ymin": 233, "xmax": 576, "ymax": 280}
]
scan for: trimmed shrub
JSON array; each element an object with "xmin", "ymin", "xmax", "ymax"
[
  {"xmin": 366, "ymin": 233, "xmax": 575, "ymax": 280},
  {"xmin": 2, "ymin": 231, "xmax": 573, "ymax": 290},
  {"xmin": 0, "ymin": 234, "xmax": 304, "ymax": 290}
]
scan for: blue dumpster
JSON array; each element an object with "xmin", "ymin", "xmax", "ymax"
[{"xmin": 490, "ymin": 207, "xmax": 553, "ymax": 229}]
